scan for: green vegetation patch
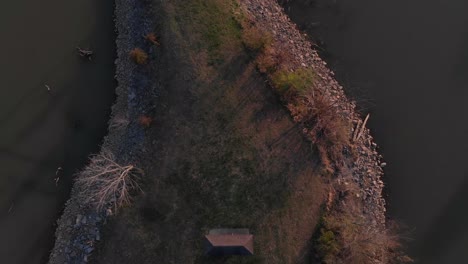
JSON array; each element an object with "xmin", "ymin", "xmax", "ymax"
[
  {"xmin": 271, "ymin": 68, "xmax": 316, "ymax": 95},
  {"xmin": 315, "ymin": 216, "xmax": 342, "ymax": 263},
  {"xmin": 174, "ymin": 0, "xmax": 243, "ymax": 65}
]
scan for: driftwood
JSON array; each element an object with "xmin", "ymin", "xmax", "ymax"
[
  {"xmin": 76, "ymin": 47, "xmax": 94, "ymax": 60},
  {"xmin": 353, "ymin": 114, "xmax": 370, "ymax": 142},
  {"xmin": 54, "ymin": 166, "xmax": 63, "ymax": 186},
  {"xmin": 352, "ymin": 120, "xmax": 362, "ymax": 142}
]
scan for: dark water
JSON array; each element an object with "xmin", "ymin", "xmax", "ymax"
[
  {"xmin": 0, "ymin": 0, "xmax": 115, "ymax": 263},
  {"xmin": 284, "ymin": 0, "xmax": 468, "ymax": 262}
]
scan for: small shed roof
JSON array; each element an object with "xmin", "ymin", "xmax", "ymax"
[{"xmin": 204, "ymin": 229, "xmax": 254, "ymax": 256}]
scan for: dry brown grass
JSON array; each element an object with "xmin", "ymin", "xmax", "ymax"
[
  {"xmin": 130, "ymin": 48, "xmax": 149, "ymax": 65},
  {"xmin": 257, "ymin": 171, "xmax": 326, "ymax": 263},
  {"xmin": 76, "ymin": 149, "xmax": 144, "ymax": 211}
]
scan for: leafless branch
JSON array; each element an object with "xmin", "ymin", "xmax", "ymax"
[
  {"xmin": 76, "ymin": 149, "xmax": 143, "ymax": 211},
  {"xmin": 109, "ymin": 115, "xmax": 129, "ymax": 130}
]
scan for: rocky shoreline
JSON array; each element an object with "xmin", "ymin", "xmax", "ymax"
[
  {"xmin": 48, "ymin": 0, "xmax": 388, "ymax": 263},
  {"xmin": 240, "ymin": 0, "xmax": 387, "ymax": 229},
  {"xmin": 48, "ymin": 0, "xmax": 158, "ymax": 263}
]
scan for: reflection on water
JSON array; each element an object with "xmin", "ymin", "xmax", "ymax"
[
  {"xmin": 0, "ymin": 0, "xmax": 115, "ymax": 263},
  {"xmin": 284, "ymin": 0, "xmax": 468, "ymax": 262}
]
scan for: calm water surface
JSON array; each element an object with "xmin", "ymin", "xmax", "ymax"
[
  {"xmin": 284, "ymin": 0, "xmax": 468, "ymax": 262},
  {"xmin": 0, "ymin": 0, "xmax": 115, "ymax": 263}
]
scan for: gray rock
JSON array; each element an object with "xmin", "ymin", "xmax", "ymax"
[
  {"xmin": 76, "ymin": 215, "xmax": 83, "ymax": 226},
  {"xmin": 86, "ymin": 247, "xmax": 93, "ymax": 254}
]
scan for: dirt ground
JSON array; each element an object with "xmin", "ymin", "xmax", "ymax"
[{"xmin": 90, "ymin": 1, "xmax": 326, "ymax": 263}]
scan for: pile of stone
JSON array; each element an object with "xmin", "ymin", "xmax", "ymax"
[{"xmin": 49, "ymin": 194, "xmax": 107, "ymax": 264}]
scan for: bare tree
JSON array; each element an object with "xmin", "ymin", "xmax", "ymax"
[{"xmin": 76, "ymin": 149, "xmax": 143, "ymax": 211}]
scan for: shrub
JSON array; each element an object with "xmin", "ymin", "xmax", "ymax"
[
  {"xmin": 271, "ymin": 68, "xmax": 315, "ymax": 95},
  {"xmin": 255, "ymin": 45, "xmax": 279, "ymax": 73},
  {"xmin": 130, "ymin": 48, "xmax": 148, "ymax": 64},
  {"xmin": 242, "ymin": 25, "xmax": 272, "ymax": 52},
  {"xmin": 145, "ymin": 33, "xmax": 160, "ymax": 46},
  {"xmin": 255, "ymin": 44, "xmax": 295, "ymax": 74},
  {"xmin": 304, "ymin": 91, "xmax": 351, "ymax": 169},
  {"xmin": 386, "ymin": 221, "xmax": 414, "ymax": 263},
  {"xmin": 138, "ymin": 115, "xmax": 153, "ymax": 128},
  {"xmin": 76, "ymin": 149, "xmax": 143, "ymax": 211},
  {"xmin": 317, "ymin": 228, "xmax": 341, "ymax": 262},
  {"xmin": 315, "ymin": 192, "xmax": 414, "ymax": 264}
]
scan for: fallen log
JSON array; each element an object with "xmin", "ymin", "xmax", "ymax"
[
  {"xmin": 76, "ymin": 47, "xmax": 94, "ymax": 60},
  {"xmin": 354, "ymin": 113, "xmax": 370, "ymax": 142}
]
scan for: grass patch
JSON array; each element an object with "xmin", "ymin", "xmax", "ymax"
[
  {"xmin": 174, "ymin": 0, "xmax": 243, "ymax": 65},
  {"xmin": 271, "ymin": 68, "xmax": 316, "ymax": 95},
  {"xmin": 92, "ymin": 1, "xmax": 327, "ymax": 263}
]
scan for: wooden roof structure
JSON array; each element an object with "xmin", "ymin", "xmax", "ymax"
[{"xmin": 204, "ymin": 229, "xmax": 254, "ymax": 256}]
